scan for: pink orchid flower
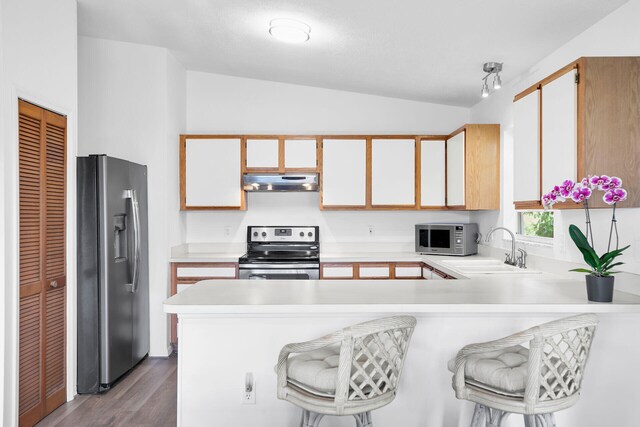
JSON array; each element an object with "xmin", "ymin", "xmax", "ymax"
[
  {"xmin": 603, "ymin": 188, "xmax": 627, "ymax": 205},
  {"xmin": 589, "ymin": 175, "xmax": 611, "ymax": 190},
  {"xmin": 602, "ymin": 176, "xmax": 622, "ymax": 190},
  {"xmin": 580, "ymin": 177, "xmax": 590, "ymax": 188},
  {"xmin": 571, "ymin": 186, "xmax": 592, "ymax": 203},
  {"xmin": 559, "ymin": 179, "xmax": 575, "ymax": 197}
]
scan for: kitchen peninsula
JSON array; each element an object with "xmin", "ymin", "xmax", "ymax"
[{"xmin": 164, "ymin": 271, "xmax": 640, "ymax": 427}]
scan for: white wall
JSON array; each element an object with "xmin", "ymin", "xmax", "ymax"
[
  {"xmin": 470, "ymin": 0, "xmax": 640, "ymax": 274},
  {"xmin": 1, "ymin": 0, "xmax": 78, "ymax": 424},
  {"xmin": 78, "ymin": 37, "xmax": 186, "ymax": 357},
  {"xmin": 185, "ymin": 72, "xmax": 472, "ymax": 245}
]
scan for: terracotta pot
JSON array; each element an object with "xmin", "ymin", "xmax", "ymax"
[{"xmin": 585, "ymin": 275, "xmax": 614, "ymax": 302}]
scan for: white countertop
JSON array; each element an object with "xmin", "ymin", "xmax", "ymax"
[{"xmin": 163, "ymin": 275, "xmax": 640, "ymax": 314}]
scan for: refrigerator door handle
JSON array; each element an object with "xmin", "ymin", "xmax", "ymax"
[{"xmin": 123, "ymin": 189, "xmax": 141, "ymax": 293}]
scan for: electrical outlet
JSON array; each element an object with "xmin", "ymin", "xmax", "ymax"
[
  {"xmin": 368, "ymin": 225, "xmax": 375, "ymax": 237},
  {"xmin": 242, "ymin": 372, "xmax": 256, "ymax": 405},
  {"xmin": 224, "ymin": 226, "xmax": 231, "ymax": 237}
]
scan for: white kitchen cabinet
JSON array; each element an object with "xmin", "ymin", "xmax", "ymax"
[
  {"xmin": 321, "ymin": 264, "xmax": 355, "ymax": 279},
  {"xmin": 358, "ymin": 264, "xmax": 391, "ymax": 279},
  {"xmin": 284, "ymin": 138, "xmax": 317, "ymax": 170},
  {"xmin": 420, "ymin": 139, "xmax": 446, "ymax": 207},
  {"xmin": 176, "ymin": 266, "xmax": 237, "ymax": 278},
  {"xmin": 246, "ymin": 138, "xmax": 279, "ymax": 170},
  {"xmin": 321, "ymin": 138, "xmax": 367, "ymax": 207},
  {"xmin": 446, "ymin": 131, "xmax": 465, "ymax": 206},
  {"xmin": 514, "ymin": 90, "xmax": 541, "ymax": 205},
  {"xmin": 541, "ymin": 69, "xmax": 577, "ymax": 194},
  {"xmin": 394, "ymin": 265, "xmax": 423, "ymax": 278},
  {"xmin": 183, "ymin": 137, "xmax": 242, "ymax": 208},
  {"xmin": 371, "ymin": 138, "xmax": 415, "ymax": 206}
]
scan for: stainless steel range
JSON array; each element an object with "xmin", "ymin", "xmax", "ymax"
[{"xmin": 239, "ymin": 226, "xmax": 320, "ymax": 280}]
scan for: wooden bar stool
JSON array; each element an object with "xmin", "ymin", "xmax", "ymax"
[
  {"xmin": 276, "ymin": 316, "xmax": 417, "ymax": 427},
  {"xmin": 448, "ymin": 314, "xmax": 598, "ymax": 427}
]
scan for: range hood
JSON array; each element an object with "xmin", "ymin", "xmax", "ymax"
[{"xmin": 243, "ymin": 173, "xmax": 319, "ymax": 192}]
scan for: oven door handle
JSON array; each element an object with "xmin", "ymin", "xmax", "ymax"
[{"xmin": 239, "ymin": 263, "xmax": 320, "ymax": 269}]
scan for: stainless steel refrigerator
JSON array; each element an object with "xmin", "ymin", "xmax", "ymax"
[{"xmin": 77, "ymin": 155, "xmax": 150, "ymax": 393}]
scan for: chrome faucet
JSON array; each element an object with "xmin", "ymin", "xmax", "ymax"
[
  {"xmin": 516, "ymin": 248, "xmax": 528, "ymax": 269},
  {"xmin": 486, "ymin": 227, "xmax": 517, "ymax": 266}
]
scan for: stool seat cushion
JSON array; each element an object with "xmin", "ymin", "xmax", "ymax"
[
  {"xmin": 287, "ymin": 345, "xmax": 341, "ymax": 395},
  {"xmin": 448, "ymin": 345, "xmax": 529, "ymax": 396}
]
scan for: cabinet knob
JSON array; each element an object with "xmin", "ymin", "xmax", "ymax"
[{"xmin": 50, "ymin": 280, "xmax": 58, "ymax": 288}]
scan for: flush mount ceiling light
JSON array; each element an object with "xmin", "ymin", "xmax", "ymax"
[
  {"xmin": 481, "ymin": 62, "xmax": 503, "ymax": 98},
  {"xmin": 269, "ymin": 18, "xmax": 311, "ymax": 43}
]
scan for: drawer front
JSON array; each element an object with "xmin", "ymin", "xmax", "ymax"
[
  {"xmin": 322, "ymin": 264, "xmax": 354, "ymax": 279},
  {"xmin": 176, "ymin": 266, "xmax": 237, "ymax": 278},
  {"xmin": 359, "ymin": 264, "xmax": 390, "ymax": 279},
  {"xmin": 395, "ymin": 266, "xmax": 423, "ymax": 278}
]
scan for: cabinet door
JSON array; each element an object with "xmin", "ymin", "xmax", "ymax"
[
  {"xmin": 284, "ymin": 139, "xmax": 317, "ymax": 170},
  {"xmin": 371, "ymin": 139, "xmax": 415, "ymax": 206},
  {"xmin": 184, "ymin": 138, "xmax": 242, "ymax": 208},
  {"xmin": 541, "ymin": 70, "xmax": 577, "ymax": 193},
  {"xmin": 446, "ymin": 131, "xmax": 465, "ymax": 206},
  {"xmin": 321, "ymin": 139, "xmax": 367, "ymax": 207},
  {"xmin": 246, "ymin": 138, "xmax": 279, "ymax": 170},
  {"xmin": 420, "ymin": 139, "xmax": 446, "ymax": 207},
  {"xmin": 514, "ymin": 90, "xmax": 541, "ymax": 203}
]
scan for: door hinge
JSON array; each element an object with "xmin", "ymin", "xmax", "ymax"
[{"xmin": 575, "ymin": 72, "xmax": 580, "ymax": 84}]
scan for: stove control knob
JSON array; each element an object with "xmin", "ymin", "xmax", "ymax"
[
  {"xmin": 308, "ymin": 232, "xmax": 313, "ymax": 237},
  {"xmin": 261, "ymin": 232, "xmax": 267, "ymax": 237},
  {"xmin": 299, "ymin": 232, "xmax": 304, "ymax": 237},
  {"xmin": 253, "ymin": 232, "xmax": 258, "ymax": 237}
]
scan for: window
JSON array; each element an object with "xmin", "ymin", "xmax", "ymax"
[{"xmin": 518, "ymin": 211, "xmax": 554, "ymax": 239}]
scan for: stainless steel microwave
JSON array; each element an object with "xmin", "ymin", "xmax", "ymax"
[{"xmin": 415, "ymin": 223, "xmax": 478, "ymax": 256}]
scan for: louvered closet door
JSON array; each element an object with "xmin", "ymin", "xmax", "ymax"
[{"xmin": 18, "ymin": 100, "xmax": 67, "ymax": 427}]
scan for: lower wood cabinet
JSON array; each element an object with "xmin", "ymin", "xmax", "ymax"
[
  {"xmin": 169, "ymin": 262, "xmax": 239, "ymax": 346},
  {"xmin": 320, "ymin": 261, "xmax": 454, "ymax": 280}
]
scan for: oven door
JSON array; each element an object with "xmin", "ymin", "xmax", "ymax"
[{"xmin": 239, "ymin": 268, "xmax": 320, "ymax": 280}]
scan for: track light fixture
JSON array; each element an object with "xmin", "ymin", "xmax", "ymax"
[{"xmin": 481, "ymin": 62, "xmax": 503, "ymax": 98}]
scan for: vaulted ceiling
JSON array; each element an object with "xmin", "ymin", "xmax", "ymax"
[{"xmin": 78, "ymin": 0, "xmax": 629, "ymax": 107}]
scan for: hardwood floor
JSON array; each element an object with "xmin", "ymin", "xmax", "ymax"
[{"xmin": 36, "ymin": 355, "xmax": 177, "ymax": 427}]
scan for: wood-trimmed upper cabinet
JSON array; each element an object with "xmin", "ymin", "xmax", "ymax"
[
  {"xmin": 371, "ymin": 138, "xmax": 416, "ymax": 208},
  {"xmin": 284, "ymin": 138, "xmax": 317, "ymax": 171},
  {"xmin": 419, "ymin": 139, "xmax": 446, "ymax": 208},
  {"xmin": 541, "ymin": 69, "xmax": 578, "ymax": 197},
  {"xmin": 320, "ymin": 138, "xmax": 367, "ymax": 209},
  {"xmin": 244, "ymin": 137, "xmax": 318, "ymax": 172},
  {"xmin": 245, "ymin": 137, "xmax": 279, "ymax": 171},
  {"xmin": 446, "ymin": 125, "xmax": 500, "ymax": 210},
  {"xmin": 513, "ymin": 89, "xmax": 542, "ymax": 208},
  {"xmin": 513, "ymin": 57, "xmax": 640, "ymax": 209},
  {"xmin": 446, "ymin": 131, "xmax": 465, "ymax": 207},
  {"xmin": 180, "ymin": 136, "xmax": 245, "ymax": 210}
]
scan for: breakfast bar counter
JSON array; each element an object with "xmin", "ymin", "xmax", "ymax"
[{"xmin": 164, "ymin": 277, "xmax": 640, "ymax": 427}]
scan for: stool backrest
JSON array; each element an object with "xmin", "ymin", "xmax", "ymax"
[
  {"xmin": 528, "ymin": 314, "xmax": 598, "ymax": 403},
  {"xmin": 334, "ymin": 316, "xmax": 417, "ymax": 408}
]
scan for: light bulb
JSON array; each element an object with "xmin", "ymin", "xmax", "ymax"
[
  {"xmin": 493, "ymin": 74, "xmax": 502, "ymax": 90},
  {"xmin": 481, "ymin": 82, "xmax": 489, "ymax": 98}
]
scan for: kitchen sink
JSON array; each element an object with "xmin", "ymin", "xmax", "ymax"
[{"xmin": 440, "ymin": 259, "xmax": 541, "ymax": 275}]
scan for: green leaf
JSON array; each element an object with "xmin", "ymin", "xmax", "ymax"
[
  {"xmin": 599, "ymin": 245, "xmax": 630, "ymax": 266},
  {"xmin": 568, "ymin": 225, "xmax": 600, "ymax": 269},
  {"xmin": 569, "ymin": 268, "xmax": 594, "ymax": 273},
  {"xmin": 603, "ymin": 262, "xmax": 624, "ymax": 272}
]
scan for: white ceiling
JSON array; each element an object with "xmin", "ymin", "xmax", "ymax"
[{"xmin": 77, "ymin": 0, "xmax": 629, "ymax": 107}]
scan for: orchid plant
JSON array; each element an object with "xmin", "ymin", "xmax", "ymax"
[{"xmin": 542, "ymin": 175, "xmax": 630, "ymax": 277}]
